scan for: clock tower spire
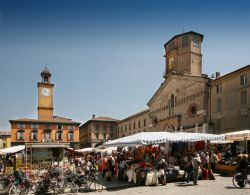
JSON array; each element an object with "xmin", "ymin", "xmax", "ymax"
[{"xmin": 37, "ymin": 66, "xmax": 54, "ymax": 120}]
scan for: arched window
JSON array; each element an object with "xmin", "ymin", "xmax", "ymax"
[
  {"xmin": 56, "ymin": 130, "xmax": 63, "ymax": 141},
  {"xmin": 170, "ymin": 94, "xmax": 176, "ymax": 108},
  {"xmin": 68, "ymin": 131, "xmax": 74, "ymax": 141},
  {"xmin": 44, "ymin": 129, "xmax": 51, "ymax": 141},
  {"xmin": 17, "ymin": 129, "xmax": 25, "ymax": 140},
  {"xmin": 31, "ymin": 130, "xmax": 38, "ymax": 141}
]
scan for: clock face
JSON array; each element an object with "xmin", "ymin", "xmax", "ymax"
[{"xmin": 41, "ymin": 88, "xmax": 50, "ymax": 96}]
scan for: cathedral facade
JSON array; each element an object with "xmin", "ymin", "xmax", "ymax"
[{"xmin": 117, "ymin": 31, "xmax": 250, "ymax": 137}]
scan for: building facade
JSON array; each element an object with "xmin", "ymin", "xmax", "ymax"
[
  {"xmin": 10, "ymin": 67, "xmax": 80, "ymax": 149},
  {"xmin": 210, "ymin": 65, "xmax": 250, "ymax": 134},
  {"xmin": 117, "ymin": 109, "xmax": 149, "ymax": 137},
  {"xmin": 79, "ymin": 115, "xmax": 118, "ymax": 148},
  {"xmin": 117, "ymin": 31, "xmax": 250, "ymax": 138},
  {"xmin": 0, "ymin": 131, "xmax": 11, "ymax": 149}
]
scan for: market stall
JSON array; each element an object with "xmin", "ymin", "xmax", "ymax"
[
  {"xmin": 103, "ymin": 132, "xmax": 225, "ymax": 185},
  {"xmin": 223, "ymin": 130, "xmax": 250, "ymax": 152}
]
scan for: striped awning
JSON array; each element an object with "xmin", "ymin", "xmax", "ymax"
[
  {"xmin": 222, "ymin": 130, "xmax": 250, "ymax": 141},
  {"xmin": 103, "ymin": 132, "xmax": 225, "ymax": 147}
]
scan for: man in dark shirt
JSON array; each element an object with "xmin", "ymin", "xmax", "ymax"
[{"xmin": 237, "ymin": 154, "xmax": 250, "ymax": 179}]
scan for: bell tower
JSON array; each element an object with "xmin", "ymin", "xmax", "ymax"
[
  {"xmin": 163, "ymin": 31, "xmax": 203, "ymax": 78},
  {"xmin": 37, "ymin": 66, "xmax": 54, "ymax": 120}
]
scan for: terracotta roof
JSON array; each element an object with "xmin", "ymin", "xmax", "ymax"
[
  {"xmin": 9, "ymin": 116, "xmax": 80, "ymax": 125},
  {"xmin": 0, "ymin": 131, "xmax": 10, "ymax": 136},
  {"xmin": 92, "ymin": 116, "xmax": 119, "ymax": 122}
]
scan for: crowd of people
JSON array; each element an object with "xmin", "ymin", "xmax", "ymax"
[{"xmin": 1, "ymin": 146, "xmax": 249, "ymax": 188}]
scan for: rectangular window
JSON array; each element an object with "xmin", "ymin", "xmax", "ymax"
[
  {"xmin": 216, "ymin": 85, "xmax": 222, "ymax": 94},
  {"xmin": 110, "ymin": 125, "xmax": 114, "ymax": 131},
  {"xmin": 17, "ymin": 124, "xmax": 25, "ymax": 129},
  {"xmin": 68, "ymin": 126, "xmax": 74, "ymax": 130},
  {"xmin": 240, "ymin": 114, "xmax": 248, "ymax": 126},
  {"xmin": 216, "ymin": 119, "xmax": 221, "ymax": 130},
  {"xmin": 138, "ymin": 120, "xmax": 141, "ymax": 128},
  {"xmin": 240, "ymin": 90, "xmax": 247, "ymax": 105},
  {"xmin": 95, "ymin": 133, "xmax": 99, "ymax": 140},
  {"xmin": 31, "ymin": 124, "xmax": 39, "ymax": 129},
  {"xmin": 216, "ymin": 98, "xmax": 222, "ymax": 112},
  {"xmin": 133, "ymin": 122, "xmax": 136, "ymax": 129},
  {"xmin": 240, "ymin": 75, "xmax": 248, "ymax": 85},
  {"xmin": 68, "ymin": 132, "xmax": 74, "ymax": 140},
  {"xmin": 129, "ymin": 124, "xmax": 131, "ymax": 131},
  {"xmin": 125, "ymin": 125, "xmax": 127, "ymax": 132},
  {"xmin": 17, "ymin": 132, "xmax": 24, "ymax": 140},
  {"xmin": 182, "ymin": 35, "xmax": 189, "ymax": 47},
  {"xmin": 31, "ymin": 132, "xmax": 38, "ymax": 140},
  {"xmin": 144, "ymin": 119, "xmax": 147, "ymax": 127},
  {"xmin": 192, "ymin": 35, "xmax": 200, "ymax": 46},
  {"xmin": 57, "ymin": 125, "xmax": 63, "ymax": 130}
]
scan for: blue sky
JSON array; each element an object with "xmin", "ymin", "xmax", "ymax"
[{"xmin": 0, "ymin": 0, "xmax": 250, "ymax": 130}]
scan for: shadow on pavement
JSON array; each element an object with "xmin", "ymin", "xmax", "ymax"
[
  {"xmin": 174, "ymin": 182, "xmax": 195, "ymax": 187},
  {"xmin": 224, "ymin": 186, "xmax": 250, "ymax": 190}
]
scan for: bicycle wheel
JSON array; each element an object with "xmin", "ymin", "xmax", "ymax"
[
  {"xmin": 8, "ymin": 184, "xmax": 21, "ymax": 195},
  {"xmin": 94, "ymin": 179, "xmax": 103, "ymax": 192},
  {"xmin": 232, "ymin": 173, "xmax": 246, "ymax": 188}
]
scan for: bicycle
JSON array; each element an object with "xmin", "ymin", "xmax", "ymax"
[{"xmin": 232, "ymin": 166, "xmax": 250, "ymax": 188}]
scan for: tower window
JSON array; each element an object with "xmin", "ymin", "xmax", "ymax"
[
  {"xmin": 192, "ymin": 35, "xmax": 200, "ymax": 46},
  {"xmin": 182, "ymin": 35, "xmax": 189, "ymax": 47}
]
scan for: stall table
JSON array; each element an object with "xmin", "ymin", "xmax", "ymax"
[{"xmin": 215, "ymin": 164, "xmax": 237, "ymax": 176}]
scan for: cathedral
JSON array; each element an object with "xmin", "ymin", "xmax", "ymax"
[{"xmin": 117, "ymin": 31, "xmax": 250, "ymax": 138}]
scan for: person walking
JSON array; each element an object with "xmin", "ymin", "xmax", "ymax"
[
  {"xmin": 192, "ymin": 153, "xmax": 201, "ymax": 185},
  {"xmin": 186, "ymin": 155, "xmax": 193, "ymax": 183},
  {"xmin": 210, "ymin": 150, "xmax": 219, "ymax": 173}
]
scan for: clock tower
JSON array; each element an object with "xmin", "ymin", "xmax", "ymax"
[{"xmin": 37, "ymin": 66, "xmax": 54, "ymax": 120}]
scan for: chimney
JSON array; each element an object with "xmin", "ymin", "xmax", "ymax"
[
  {"xmin": 92, "ymin": 114, "xmax": 95, "ymax": 119},
  {"xmin": 215, "ymin": 72, "xmax": 220, "ymax": 78}
]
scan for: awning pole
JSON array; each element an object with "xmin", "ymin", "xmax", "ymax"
[
  {"xmin": 244, "ymin": 137, "xmax": 248, "ymax": 153},
  {"xmin": 25, "ymin": 142, "xmax": 27, "ymax": 173}
]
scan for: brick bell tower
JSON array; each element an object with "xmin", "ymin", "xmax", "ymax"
[{"xmin": 37, "ymin": 66, "xmax": 54, "ymax": 120}]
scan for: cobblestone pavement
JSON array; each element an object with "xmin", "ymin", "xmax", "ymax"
[{"xmin": 76, "ymin": 175, "xmax": 250, "ymax": 195}]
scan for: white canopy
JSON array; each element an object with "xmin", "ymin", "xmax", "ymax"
[
  {"xmin": 0, "ymin": 145, "xmax": 25, "ymax": 155},
  {"xmin": 75, "ymin": 147, "xmax": 94, "ymax": 153},
  {"xmin": 223, "ymin": 130, "xmax": 250, "ymax": 141},
  {"xmin": 101, "ymin": 147, "xmax": 117, "ymax": 155},
  {"xmin": 103, "ymin": 132, "xmax": 225, "ymax": 147}
]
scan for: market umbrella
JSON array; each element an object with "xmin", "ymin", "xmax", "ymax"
[
  {"xmin": 0, "ymin": 145, "xmax": 25, "ymax": 155},
  {"xmin": 222, "ymin": 130, "xmax": 250, "ymax": 152}
]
